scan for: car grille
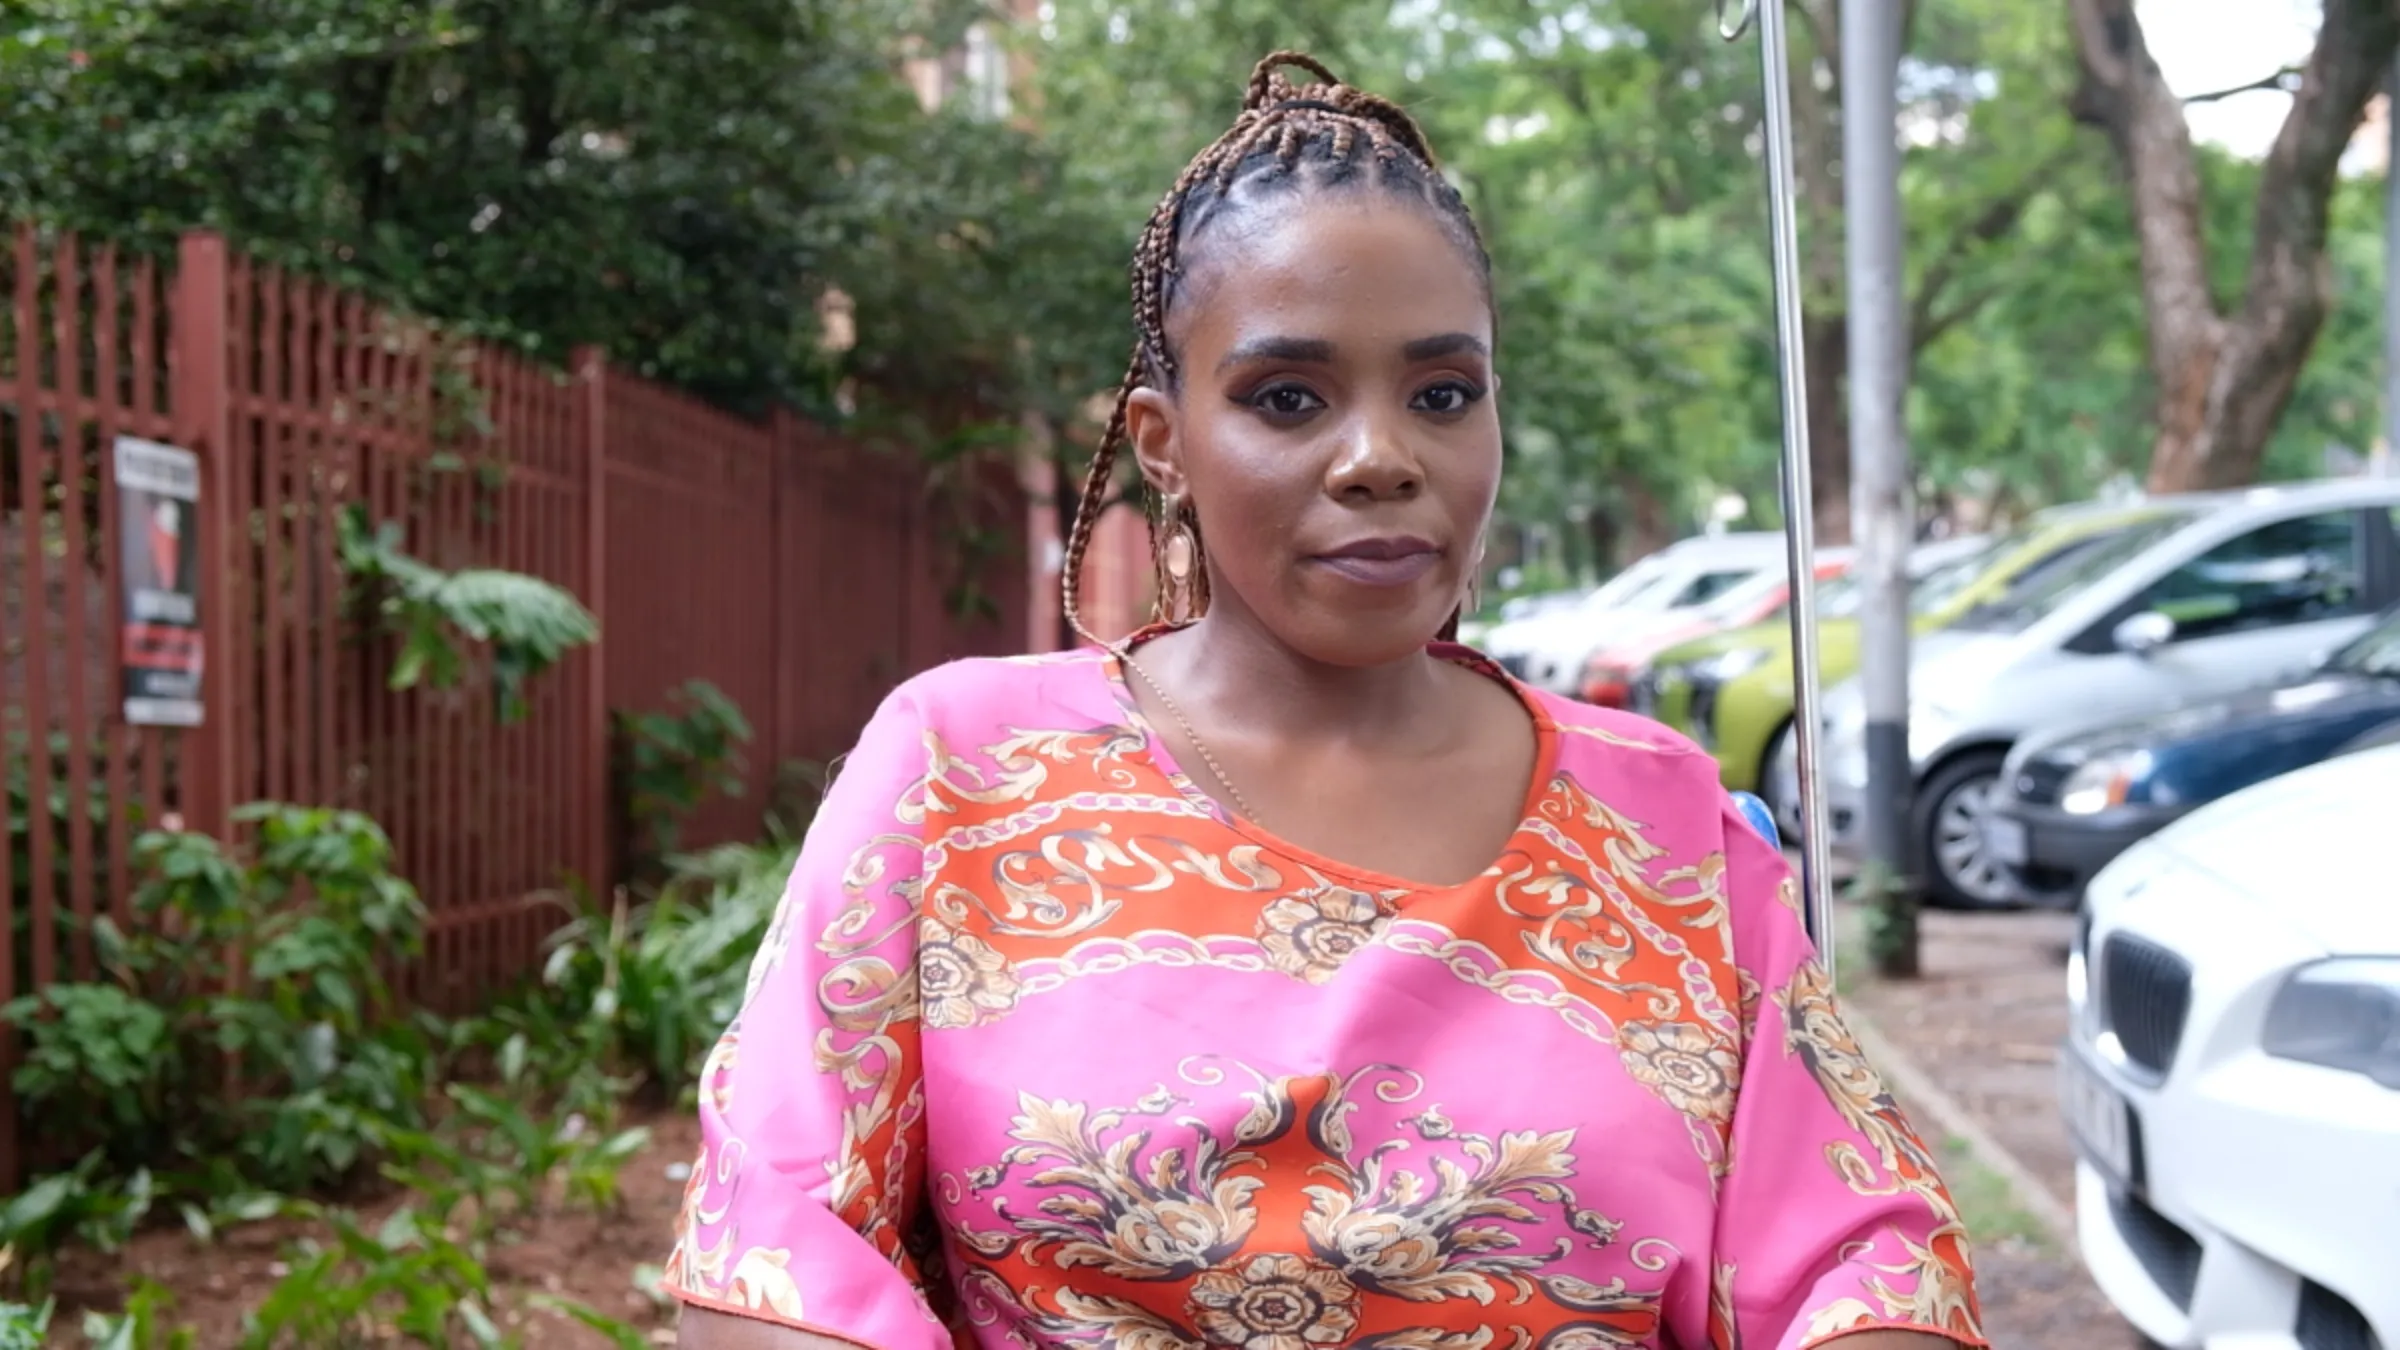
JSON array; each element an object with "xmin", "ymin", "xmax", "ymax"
[
  {"xmin": 2101, "ymin": 933, "xmax": 2194, "ymax": 1078},
  {"xmin": 2297, "ymin": 1280, "xmax": 2377, "ymax": 1350},
  {"xmin": 2108, "ymin": 1190, "xmax": 2201, "ymax": 1311},
  {"xmin": 2012, "ymin": 758, "xmax": 2074, "ymax": 805}
]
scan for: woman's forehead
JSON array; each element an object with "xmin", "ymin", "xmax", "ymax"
[{"xmin": 1172, "ymin": 201, "xmax": 1493, "ymax": 355}]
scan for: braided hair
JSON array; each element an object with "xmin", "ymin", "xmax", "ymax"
[{"xmin": 1060, "ymin": 51, "xmax": 1494, "ymax": 645}]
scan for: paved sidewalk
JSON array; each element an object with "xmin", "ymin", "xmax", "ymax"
[{"xmin": 1839, "ymin": 906, "xmax": 2138, "ymax": 1350}]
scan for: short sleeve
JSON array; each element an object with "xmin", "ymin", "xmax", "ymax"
[
  {"xmin": 661, "ymin": 686, "xmax": 949, "ymax": 1350},
  {"xmin": 1706, "ymin": 796, "xmax": 1988, "ymax": 1350}
]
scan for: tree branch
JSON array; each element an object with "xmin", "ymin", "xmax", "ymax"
[
  {"xmin": 1915, "ymin": 278, "xmax": 2010, "ymax": 350},
  {"xmin": 2063, "ymin": 0, "xmax": 2220, "ymax": 390},
  {"xmin": 2206, "ymin": 0, "xmax": 2400, "ymax": 466},
  {"xmin": 1906, "ymin": 141, "xmax": 2081, "ymax": 350},
  {"xmin": 2183, "ymin": 66, "xmax": 2302, "ymax": 104}
]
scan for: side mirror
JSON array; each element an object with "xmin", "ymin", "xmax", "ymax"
[{"xmin": 2113, "ymin": 610, "xmax": 2175, "ymax": 656}]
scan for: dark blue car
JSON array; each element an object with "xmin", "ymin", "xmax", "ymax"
[{"xmin": 1987, "ymin": 605, "xmax": 2400, "ymax": 907}]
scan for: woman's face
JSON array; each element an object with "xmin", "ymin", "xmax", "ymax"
[{"xmin": 1129, "ymin": 198, "xmax": 1501, "ymax": 668}]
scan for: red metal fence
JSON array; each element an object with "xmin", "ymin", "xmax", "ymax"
[{"xmin": 0, "ymin": 225, "xmax": 1034, "ymax": 1181}]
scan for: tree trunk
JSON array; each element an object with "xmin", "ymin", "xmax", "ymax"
[
  {"xmin": 1583, "ymin": 508, "xmax": 1621, "ymax": 576},
  {"xmin": 1622, "ymin": 480, "xmax": 1672, "ymax": 561},
  {"xmin": 1786, "ymin": 0, "xmax": 1856, "ymax": 547},
  {"xmin": 2068, "ymin": 0, "xmax": 2400, "ymax": 490},
  {"xmin": 1804, "ymin": 311, "xmax": 1854, "ymax": 545}
]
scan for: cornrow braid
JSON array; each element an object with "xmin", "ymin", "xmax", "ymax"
[{"xmin": 1062, "ymin": 50, "xmax": 1493, "ymax": 647}]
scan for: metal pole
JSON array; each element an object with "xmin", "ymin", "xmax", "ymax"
[
  {"xmin": 1844, "ymin": 0, "xmax": 1916, "ymax": 969},
  {"xmin": 1720, "ymin": 0, "xmax": 1835, "ymax": 972}
]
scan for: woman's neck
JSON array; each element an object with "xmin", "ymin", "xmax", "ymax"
[{"xmin": 1136, "ymin": 608, "xmax": 1453, "ymax": 754}]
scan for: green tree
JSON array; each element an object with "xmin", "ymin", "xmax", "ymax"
[
  {"xmin": 2065, "ymin": 0, "xmax": 2398, "ymax": 489},
  {"xmin": 0, "ymin": 0, "xmax": 1028, "ymax": 418}
]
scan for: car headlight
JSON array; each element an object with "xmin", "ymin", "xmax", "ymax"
[
  {"xmin": 1700, "ymin": 646, "xmax": 1772, "ymax": 683},
  {"xmin": 2261, "ymin": 959, "xmax": 2400, "ymax": 1088},
  {"xmin": 2059, "ymin": 751, "xmax": 2152, "ymax": 815}
]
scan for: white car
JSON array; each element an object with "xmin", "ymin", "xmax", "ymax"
[
  {"xmin": 1487, "ymin": 533, "xmax": 1791, "ymax": 694},
  {"xmin": 2064, "ymin": 738, "xmax": 2400, "ymax": 1350}
]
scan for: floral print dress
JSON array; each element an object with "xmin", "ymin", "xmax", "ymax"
[{"xmin": 662, "ymin": 642, "xmax": 1985, "ymax": 1350}]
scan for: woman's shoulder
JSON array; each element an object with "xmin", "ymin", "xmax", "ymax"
[
  {"xmin": 878, "ymin": 645, "xmax": 1119, "ymax": 730},
  {"xmin": 1515, "ymin": 680, "xmax": 1714, "ymax": 767}
]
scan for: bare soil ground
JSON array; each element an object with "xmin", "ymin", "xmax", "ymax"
[{"xmin": 53, "ymin": 1109, "xmax": 698, "ymax": 1347}]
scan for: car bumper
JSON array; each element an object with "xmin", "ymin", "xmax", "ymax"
[
  {"xmin": 2066, "ymin": 862, "xmax": 2400, "ymax": 1350},
  {"xmin": 1986, "ymin": 801, "xmax": 2185, "ymax": 909}
]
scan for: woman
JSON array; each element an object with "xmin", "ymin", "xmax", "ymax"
[{"xmin": 667, "ymin": 54, "xmax": 1984, "ymax": 1350}]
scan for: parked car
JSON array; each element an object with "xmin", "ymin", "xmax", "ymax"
[
  {"xmin": 1796, "ymin": 480, "xmax": 2400, "ymax": 907},
  {"xmin": 1575, "ymin": 551, "xmax": 1853, "ymax": 708},
  {"xmin": 1644, "ymin": 501, "xmax": 2171, "ymax": 831},
  {"xmin": 1457, "ymin": 587, "xmax": 1580, "ymax": 649},
  {"xmin": 1988, "ymin": 602, "xmax": 2400, "ymax": 907},
  {"xmin": 2064, "ymin": 740, "xmax": 2399, "ymax": 1350},
  {"xmin": 1492, "ymin": 532, "xmax": 1790, "ymax": 694}
]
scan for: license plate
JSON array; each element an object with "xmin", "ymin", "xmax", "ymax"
[
  {"xmin": 2059, "ymin": 1047, "xmax": 2136, "ymax": 1189},
  {"xmin": 1983, "ymin": 815, "xmax": 2029, "ymax": 866}
]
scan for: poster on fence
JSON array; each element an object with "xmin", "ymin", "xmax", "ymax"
[{"xmin": 114, "ymin": 435, "xmax": 205, "ymax": 727}]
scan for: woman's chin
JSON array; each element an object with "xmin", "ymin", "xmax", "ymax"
[{"xmin": 1274, "ymin": 602, "xmax": 1457, "ymax": 668}]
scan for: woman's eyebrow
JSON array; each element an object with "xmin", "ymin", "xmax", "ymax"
[
  {"xmin": 1402, "ymin": 332, "xmax": 1488, "ymax": 361},
  {"xmin": 1216, "ymin": 335, "xmax": 1335, "ymax": 373}
]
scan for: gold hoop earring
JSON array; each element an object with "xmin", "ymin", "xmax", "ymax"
[{"xmin": 1156, "ymin": 493, "xmax": 1201, "ymax": 625}]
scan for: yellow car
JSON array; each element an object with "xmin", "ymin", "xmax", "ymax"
[{"xmin": 1633, "ymin": 503, "xmax": 2184, "ymax": 820}]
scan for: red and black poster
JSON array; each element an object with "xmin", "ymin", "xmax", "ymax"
[{"xmin": 115, "ymin": 435, "xmax": 205, "ymax": 727}]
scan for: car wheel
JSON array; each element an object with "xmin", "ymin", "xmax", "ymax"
[{"xmin": 1913, "ymin": 749, "xmax": 2017, "ymax": 910}]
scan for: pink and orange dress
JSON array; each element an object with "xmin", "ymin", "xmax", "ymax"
[{"xmin": 663, "ymin": 641, "xmax": 1985, "ymax": 1350}]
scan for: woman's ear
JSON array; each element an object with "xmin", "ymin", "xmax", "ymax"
[{"xmin": 1126, "ymin": 386, "xmax": 1184, "ymax": 498}]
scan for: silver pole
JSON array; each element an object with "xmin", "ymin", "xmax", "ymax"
[
  {"xmin": 1721, "ymin": 0, "xmax": 1835, "ymax": 972},
  {"xmin": 1844, "ymin": 0, "xmax": 1913, "ymax": 926}
]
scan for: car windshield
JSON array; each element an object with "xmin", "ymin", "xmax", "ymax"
[
  {"xmin": 1765, "ymin": 548, "xmax": 1969, "ymax": 625},
  {"xmin": 1907, "ymin": 537, "xmax": 2015, "ymax": 615},
  {"xmin": 1951, "ymin": 513, "xmax": 2192, "ymax": 633},
  {"xmin": 1796, "ymin": 574, "xmax": 1860, "ymax": 620},
  {"xmin": 1583, "ymin": 557, "xmax": 1671, "ymax": 611},
  {"xmin": 1696, "ymin": 568, "xmax": 1791, "ymax": 622},
  {"xmin": 2328, "ymin": 608, "xmax": 2400, "ymax": 679}
]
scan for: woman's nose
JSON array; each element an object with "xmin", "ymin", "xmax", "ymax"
[{"xmin": 1323, "ymin": 417, "xmax": 1424, "ymax": 502}]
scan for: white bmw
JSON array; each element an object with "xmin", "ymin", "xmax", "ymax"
[{"xmin": 2064, "ymin": 733, "xmax": 2400, "ymax": 1350}]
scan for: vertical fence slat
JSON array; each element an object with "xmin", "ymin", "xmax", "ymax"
[
  {"xmin": 130, "ymin": 255, "xmax": 166, "ymax": 868},
  {"xmin": 52, "ymin": 234, "xmax": 98, "ymax": 982},
  {"xmin": 576, "ymin": 347, "xmax": 609, "ymax": 902},
  {"xmin": 93, "ymin": 247, "xmax": 133, "ymax": 930},
  {"xmin": 258, "ymin": 267, "xmax": 288, "ymax": 808},
  {"xmin": 15, "ymin": 228, "xmax": 58, "ymax": 997},
  {"xmin": 0, "ymin": 230, "xmax": 25, "ymax": 1187},
  {"xmin": 313, "ymin": 283, "xmax": 339, "ymax": 809}
]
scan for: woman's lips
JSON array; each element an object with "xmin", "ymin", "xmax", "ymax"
[{"xmin": 1309, "ymin": 539, "xmax": 1442, "ymax": 588}]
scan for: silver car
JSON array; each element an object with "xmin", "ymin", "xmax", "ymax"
[{"xmin": 1783, "ymin": 479, "xmax": 2400, "ymax": 907}]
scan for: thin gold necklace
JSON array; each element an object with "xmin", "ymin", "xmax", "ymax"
[{"xmin": 1116, "ymin": 646, "xmax": 1263, "ymax": 827}]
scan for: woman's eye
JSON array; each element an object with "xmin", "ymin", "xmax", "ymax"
[
  {"xmin": 1413, "ymin": 380, "xmax": 1486, "ymax": 416},
  {"xmin": 1248, "ymin": 384, "xmax": 1326, "ymax": 418}
]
